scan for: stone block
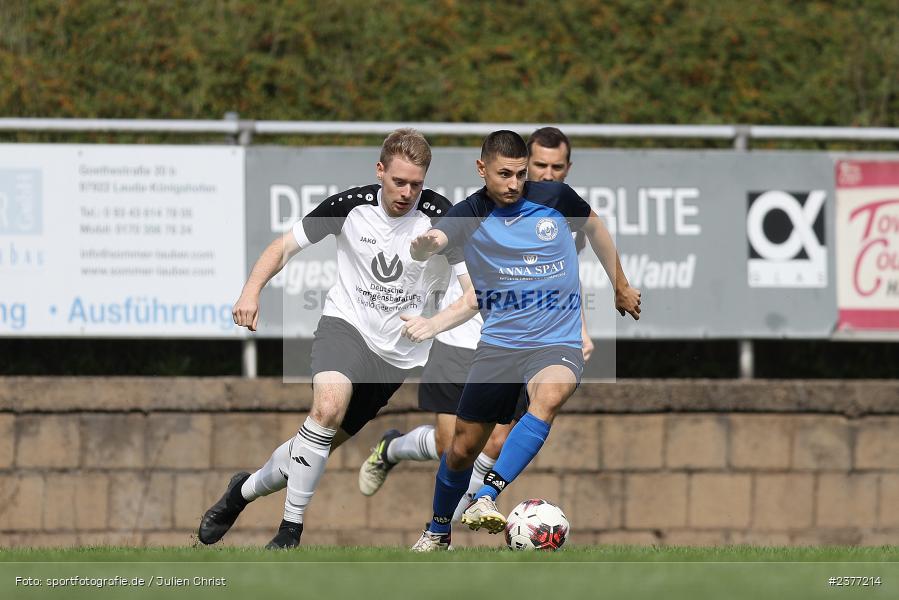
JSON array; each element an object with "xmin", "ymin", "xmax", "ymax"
[
  {"xmin": 689, "ymin": 474, "xmax": 751, "ymax": 528},
  {"xmin": 0, "ymin": 474, "xmax": 44, "ymax": 530},
  {"xmin": 729, "ymin": 415, "xmax": 792, "ymax": 470},
  {"xmin": 601, "ymin": 415, "xmax": 664, "ymax": 470},
  {"xmin": 81, "ymin": 414, "xmax": 146, "ymax": 469},
  {"xmin": 17, "ymin": 415, "xmax": 81, "ymax": 468},
  {"xmin": 792, "ymin": 416, "xmax": 851, "ymax": 471},
  {"xmin": 816, "ymin": 473, "xmax": 878, "ymax": 528},
  {"xmin": 146, "ymin": 414, "xmax": 212, "ymax": 469},
  {"xmin": 753, "ymin": 474, "xmax": 814, "ymax": 531},
  {"xmin": 43, "ymin": 472, "xmax": 109, "ymax": 531},
  {"xmin": 666, "ymin": 415, "xmax": 727, "ymax": 469},
  {"xmin": 625, "ymin": 473, "xmax": 688, "ymax": 529},
  {"xmin": 534, "ymin": 415, "xmax": 601, "ymax": 471},
  {"xmin": 108, "ymin": 472, "xmax": 174, "ymax": 531},
  {"xmin": 560, "ymin": 473, "xmax": 624, "ymax": 530},
  {"xmin": 856, "ymin": 417, "xmax": 899, "ymax": 469}
]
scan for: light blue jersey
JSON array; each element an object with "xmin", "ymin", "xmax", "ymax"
[{"xmin": 435, "ymin": 181, "xmax": 591, "ymax": 349}]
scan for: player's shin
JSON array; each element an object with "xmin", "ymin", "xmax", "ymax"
[
  {"xmin": 473, "ymin": 413, "xmax": 550, "ymax": 501},
  {"xmin": 284, "ymin": 417, "xmax": 336, "ymax": 524},
  {"xmin": 429, "ymin": 454, "xmax": 473, "ymax": 534},
  {"xmin": 387, "ymin": 424, "xmax": 438, "ymax": 462},
  {"xmin": 242, "ymin": 438, "xmax": 291, "ymax": 501}
]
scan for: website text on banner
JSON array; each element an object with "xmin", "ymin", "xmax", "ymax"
[{"xmin": 0, "ymin": 145, "xmax": 245, "ymax": 337}]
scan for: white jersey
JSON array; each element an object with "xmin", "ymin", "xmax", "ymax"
[{"xmin": 292, "ymin": 185, "xmax": 458, "ymax": 369}]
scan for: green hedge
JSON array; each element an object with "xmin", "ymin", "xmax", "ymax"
[{"xmin": 1, "ymin": 0, "xmax": 897, "ymax": 126}]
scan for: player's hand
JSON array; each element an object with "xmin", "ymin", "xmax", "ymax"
[
  {"xmin": 581, "ymin": 333, "xmax": 594, "ymax": 361},
  {"xmin": 410, "ymin": 231, "xmax": 443, "ymax": 261},
  {"xmin": 400, "ymin": 314, "xmax": 438, "ymax": 343},
  {"xmin": 232, "ymin": 293, "xmax": 260, "ymax": 331},
  {"xmin": 615, "ymin": 285, "xmax": 641, "ymax": 321}
]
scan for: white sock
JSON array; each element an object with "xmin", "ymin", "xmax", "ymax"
[
  {"xmin": 283, "ymin": 417, "xmax": 336, "ymax": 524},
  {"xmin": 452, "ymin": 452, "xmax": 497, "ymax": 522},
  {"xmin": 241, "ymin": 438, "xmax": 291, "ymax": 501},
  {"xmin": 386, "ymin": 425, "xmax": 438, "ymax": 463}
]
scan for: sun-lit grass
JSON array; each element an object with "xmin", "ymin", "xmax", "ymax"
[{"xmin": 3, "ymin": 545, "xmax": 897, "ymax": 600}]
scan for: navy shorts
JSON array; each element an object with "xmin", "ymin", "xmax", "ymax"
[
  {"xmin": 418, "ymin": 340, "xmax": 475, "ymax": 414},
  {"xmin": 456, "ymin": 342, "xmax": 584, "ymax": 425},
  {"xmin": 310, "ymin": 316, "xmax": 411, "ymax": 436},
  {"xmin": 512, "ymin": 387, "xmax": 530, "ymax": 422}
]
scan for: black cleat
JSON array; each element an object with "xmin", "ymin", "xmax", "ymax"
[
  {"xmin": 198, "ymin": 471, "xmax": 251, "ymax": 545},
  {"xmin": 265, "ymin": 520, "xmax": 304, "ymax": 549}
]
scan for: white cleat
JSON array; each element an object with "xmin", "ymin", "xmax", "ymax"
[
  {"xmin": 461, "ymin": 496, "xmax": 506, "ymax": 534},
  {"xmin": 410, "ymin": 529, "xmax": 451, "ymax": 552}
]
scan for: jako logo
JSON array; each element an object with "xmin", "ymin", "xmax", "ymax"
[
  {"xmin": 536, "ymin": 218, "xmax": 558, "ymax": 241},
  {"xmin": 523, "ymin": 254, "xmax": 538, "ymax": 264},
  {"xmin": 371, "ymin": 252, "xmax": 403, "ymax": 283},
  {"xmin": 746, "ymin": 190, "xmax": 827, "ymax": 288}
]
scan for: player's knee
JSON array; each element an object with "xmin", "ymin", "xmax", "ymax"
[
  {"xmin": 434, "ymin": 430, "xmax": 449, "ymax": 457},
  {"xmin": 482, "ymin": 430, "xmax": 507, "ymax": 458},
  {"xmin": 310, "ymin": 402, "xmax": 344, "ymax": 430},
  {"xmin": 527, "ymin": 398, "xmax": 563, "ymax": 423},
  {"xmin": 446, "ymin": 438, "xmax": 479, "ymax": 470}
]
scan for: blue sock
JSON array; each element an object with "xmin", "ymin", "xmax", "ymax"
[
  {"xmin": 474, "ymin": 413, "xmax": 551, "ymax": 501},
  {"xmin": 429, "ymin": 453, "xmax": 473, "ymax": 534}
]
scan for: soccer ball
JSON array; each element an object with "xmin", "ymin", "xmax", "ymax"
[{"xmin": 504, "ymin": 498, "xmax": 570, "ymax": 551}]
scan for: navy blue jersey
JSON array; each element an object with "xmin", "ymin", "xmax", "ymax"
[{"xmin": 435, "ymin": 181, "xmax": 591, "ymax": 349}]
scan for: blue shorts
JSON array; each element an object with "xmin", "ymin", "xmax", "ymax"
[{"xmin": 455, "ymin": 342, "xmax": 584, "ymax": 424}]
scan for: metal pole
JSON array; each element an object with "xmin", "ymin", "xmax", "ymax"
[
  {"xmin": 226, "ymin": 112, "xmax": 258, "ymax": 379},
  {"xmin": 738, "ymin": 339, "xmax": 754, "ymax": 380},
  {"xmin": 734, "ymin": 126, "xmax": 754, "ymax": 379},
  {"xmin": 242, "ymin": 336, "xmax": 258, "ymax": 379}
]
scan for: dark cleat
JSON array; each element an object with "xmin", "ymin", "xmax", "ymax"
[
  {"xmin": 198, "ymin": 471, "xmax": 250, "ymax": 545},
  {"xmin": 265, "ymin": 520, "xmax": 304, "ymax": 549}
]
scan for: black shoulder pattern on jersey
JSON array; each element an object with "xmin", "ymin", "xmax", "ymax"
[
  {"xmin": 301, "ymin": 184, "xmax": 380, "ymax": 244},
  {"xmin": 523, "ymin": 181, "xmax": 590, "ymax": 231},
  {"xmin": 416, "ymin": 189, "xmax": 452, "ymax": 225}
]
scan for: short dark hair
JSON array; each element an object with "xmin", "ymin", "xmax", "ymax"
[
  {"xmin": 481, "ymin": 130, "xmax": 528, "ymax": 162},
  {"xmin": 527, "ymin": 127, "xmax": 572, "ymax": 162}
]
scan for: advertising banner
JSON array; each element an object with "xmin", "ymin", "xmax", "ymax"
[
  {"xmin": 246, "ymin": 147, "xmax": 838, "ymax": 339},
  {"xmin": 835, "ymin": 160, "xmax": 899, "ymax": 333},
  {"xmin": 0, "ymin": 145, "xmax": 245, "ymax": 337}
]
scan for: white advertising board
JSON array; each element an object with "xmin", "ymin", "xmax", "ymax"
[{"xmin": 0, "ymin": 145, "xmax": 245, "ymax": 337}]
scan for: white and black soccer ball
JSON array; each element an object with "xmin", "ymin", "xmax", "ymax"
[{"xmin": 504, "ymin": 498, "xmax": 570, "ymax": 551}]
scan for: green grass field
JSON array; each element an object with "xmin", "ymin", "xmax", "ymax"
[{"xmin": 2, "ymin": 545, "xmax": 898, "ymax": 600}]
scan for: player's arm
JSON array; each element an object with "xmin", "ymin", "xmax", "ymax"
[
  {"xmin": 233, "ymin": 232, "xmax": 301, "ymax": 331},
  {"xmin": 579, "ymin": 285, "xmax": 594, "ymax": 360},
  {"xmin": 410, "ymin": 229, "xmax": 449, "ymax": 261},
  {"xmin": 401, "ymin": 271, "xmax": 479, "ymax": 343},
  {"xmin": 234, "ymin": 192, "xmax": 350, "ymax": 331},
  {"xmin": 582, "ymin": 211, "xmax": 641, "ymax": 320}
]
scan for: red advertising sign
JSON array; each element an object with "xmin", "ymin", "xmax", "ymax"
[{"xmin": 835, "ymin": 161, "xmax": 899, "ymax": 331}]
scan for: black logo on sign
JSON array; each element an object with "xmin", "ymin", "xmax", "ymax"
[
  {"xmin": 371, "ymin": 252, "xmax": 403, "ymax": 283},
  {"xmin": 747, "ymin": 190, "xmax": 825, "ymax": 260},
  {"xmin": 746, "ymin": 190, "xmax": 827, "ymax": 288}
]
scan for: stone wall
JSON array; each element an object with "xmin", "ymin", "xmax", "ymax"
[{"xmin": 1, "ymin": 378, "xmax": 898, "ymax": 548}]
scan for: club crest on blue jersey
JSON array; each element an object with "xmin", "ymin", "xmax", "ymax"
[{"xmin": 535, "ymin": 218, "xmax": 558, "ymax": 241}]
